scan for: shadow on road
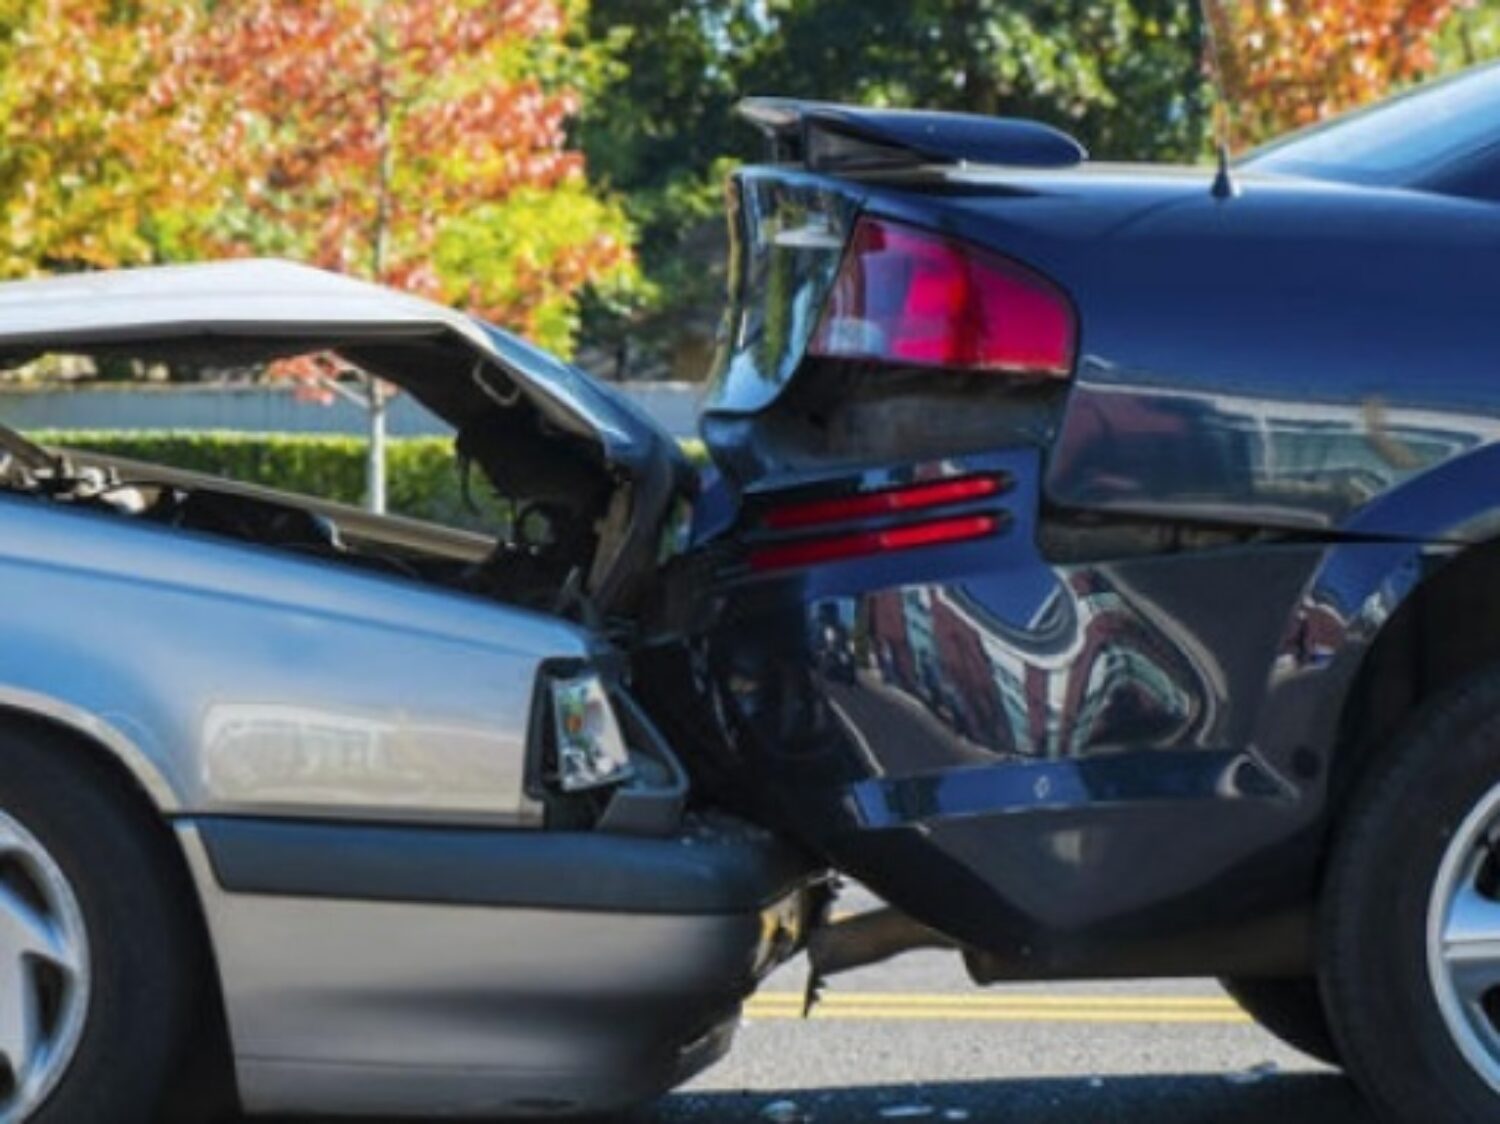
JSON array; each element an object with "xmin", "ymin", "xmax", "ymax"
[
  {"xmin": 649, "ymin": 1073, "xmax": 1373, "ymax": 1123},
  {"xmin": 265, "ymin": 1072, "xmax": 1374, "ymax": 1123}
]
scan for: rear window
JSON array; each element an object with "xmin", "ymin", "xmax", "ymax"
[{"xmin": 1244, "ymin": 61, "xmax": 1500, "ymax": 188}]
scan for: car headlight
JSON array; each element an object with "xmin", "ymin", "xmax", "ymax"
[{"xmin": 551, "ymin": 673, "xmax": 634, "ymax": 792}]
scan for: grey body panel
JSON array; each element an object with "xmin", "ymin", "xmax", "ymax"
[
  {"xmin": 0, "ymin": 455, "xmax": 809, "ymax": 1117},
  {"xmin": 178, "ymin": 826, "xmax": 801, "ymax": 1117},
  {"xmin": 0, "ymin": 490, "xmax": 584, "ymax": 824}
]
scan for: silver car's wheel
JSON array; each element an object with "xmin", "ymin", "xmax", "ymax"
[
  {"xmin": 0, "ymin": 810, "xmax": 89, "ymax": 1123},
  {"xmin": 1429, "ymin": 779, "xmax": 1500, "ymax": 1094},
  {"xmin": 0, "ymin": 729, "xmax": 206, "ymax": 1124}
]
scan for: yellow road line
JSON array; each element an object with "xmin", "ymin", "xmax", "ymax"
[
  {"xmin": 751, "ymin": 992, "xmax": 1241, "ymax": 1009},
  {"xmin": 744, "ymin": 992, "xmax": 1251, "ymax": 1025},
  {"xmin": 744, "ymin": 1002, "xmax": 1248, "ymax": 1020}
]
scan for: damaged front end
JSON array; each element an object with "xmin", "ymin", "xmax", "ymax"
[
  {"xmin": 0, "ymin": 261, "xmax": 835, "ymax": 1114},
  {"xmin": 0, "ymin": 261, "xmax": 695, "ymax": 630}
]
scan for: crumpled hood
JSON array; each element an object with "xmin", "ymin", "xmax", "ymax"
[{"xmin": 0, "ymin": 260, "xmax": 690, "ymax": 613}]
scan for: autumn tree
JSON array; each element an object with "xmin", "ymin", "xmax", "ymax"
[
  {"xmin": 1209, "ymin": 0, "xmax": 1469, "ymax": 148},
  {"xmin": 0, "ymin": 0, "xmax": 204, "ymax": 275},
  {"xmin": 0, "ymin": 0, "xmax": 638, "ymax": 509},
  {"xmin": 175, "ymin": 0, "xmax": 635, "ymax": 349},
  {"xmin": 165, "ymin": 0, "xmax": 637, "ymax": 508}
]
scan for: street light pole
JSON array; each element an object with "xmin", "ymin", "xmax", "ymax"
[
  {"xmin": 366, "ymin": 376, "xmax": 388, "ymax": 513},
  {"xmin": 365, "ymin": 0, "xmax": 393, "ymax": 514}
]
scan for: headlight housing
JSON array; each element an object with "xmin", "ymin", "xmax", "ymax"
[{"xmin": 550, "ymin": 672, "xmax": 634, "ymax": 792}]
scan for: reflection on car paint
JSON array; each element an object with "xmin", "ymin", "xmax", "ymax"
[
  {"xmin": 200, "ymin": 702, "xmax": 524, "ymax": 812},
  {"xmin": 1051, "ymin": 363, "xmax": 1500, "ymax": 530},
  {"xmin": 706, "ymin": 447, "xmax": 1347, "ymax": 954},
  {"xmin": 708, "ymin": 171, "xmax": 861, "ymax": 414},
  {"xmin": 816, "ymin": 567, "xmax": 1203, "ymax": 765}
]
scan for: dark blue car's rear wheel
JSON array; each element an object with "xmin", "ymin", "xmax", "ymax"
[{"xmin": 1323, "ymin": 670, "xmax": 1500, "ymax": 1122}]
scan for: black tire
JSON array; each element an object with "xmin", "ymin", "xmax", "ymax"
[
  {"xmin": 0, "ymin": 725, "xmax": 205, "ymax": 1123},
  {"xmin": 1322, "ymin": 669, "xmax": 1500, "ymax": 1123},
  {"xmin": 1220, "ymin": 976, "xmax": 1340, "ymax": 1067}
]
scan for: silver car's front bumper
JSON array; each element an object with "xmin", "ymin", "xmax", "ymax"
[{"xmin": 176, "ymin": 818, "xmax": 817, "ymax": 1118}]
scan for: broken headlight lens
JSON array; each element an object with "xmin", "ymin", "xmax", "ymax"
[{"xmin": 551, "ymin": 673, "xmax": 634, "ymax": 792}]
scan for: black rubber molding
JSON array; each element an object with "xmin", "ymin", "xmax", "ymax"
[{"xmin": 194, "ymin": 816, "xmax": 813, "ymax": 915}]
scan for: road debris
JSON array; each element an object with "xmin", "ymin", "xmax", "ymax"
[
  {"xmin": 1224, "ymin": 1061, "xmax": 1281, "ymax": 1086},
  {"xmin": 761, "ymin": 1098, "xmax": 810, "ymax": 1123}
]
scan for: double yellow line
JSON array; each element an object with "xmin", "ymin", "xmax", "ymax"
[{"xmin": 745, "ymin": 991, "xmax": 1251, "ymax": 1025}]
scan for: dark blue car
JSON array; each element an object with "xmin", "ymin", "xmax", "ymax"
[{"xmin": 634, "ymin": 61, "xmax": 1500, "ymax": 1124}]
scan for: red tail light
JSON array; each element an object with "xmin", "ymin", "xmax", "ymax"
[
  {"xmin": 749, "ymin": 514, "xmax": 1000, "ymax": 572},
  {"xmin": 751, "ymin": 473, "xmax": 1007, "ymax": 571},
  {"xmin": 809, "ymin": 217, "xmax": 1076, "ymax": 377},
  {"xmin": 763, "ymin": 474, "xmax": 1005, "ymax": 531}
]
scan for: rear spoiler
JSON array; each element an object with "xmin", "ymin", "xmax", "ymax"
[{"xmin": 736, "ymin": 97, "xmax": 1087, "ymax": 174}]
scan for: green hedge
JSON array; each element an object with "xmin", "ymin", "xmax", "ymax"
[
  {"xmin": 32, "ymin": 430, "xmax": 709, "ymax": 531},
  {"xmin": 32, "ymin": 430, "xmax": 506, "ymax": 530}
]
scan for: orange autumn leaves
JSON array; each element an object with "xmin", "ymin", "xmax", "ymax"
[
  {"xmin": 1, "ymin": 0, "xmax": 1484, "ymax": 353},
  {"xmin": 1211, "ymin": 0, "xmax": 1470, "ymax": 147},
  {"xmin": 0, "ymin": 0, "xmax": 636, "ymax": 354}
]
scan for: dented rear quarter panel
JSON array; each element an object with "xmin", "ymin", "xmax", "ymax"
[{"xmin": 689, "ymin": 161, "xmax": 1500, "ymax": 972}]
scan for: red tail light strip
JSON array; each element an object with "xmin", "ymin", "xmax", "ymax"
[
  {"xmin": 762, "ymin": 473, "xmax": 1007, "ymax": 531},
  {"xmin": 808, "ymin": 216, "xmax": 1077, "ymax": 377},
  {"xmin": 749, "ymin": 514, "xmax": 1002, "ymax": 572}
]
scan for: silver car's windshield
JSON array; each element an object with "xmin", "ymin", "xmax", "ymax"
[{"xmin": 1244, "ymin": 60, "xmax": 1500, "ymax": 187}]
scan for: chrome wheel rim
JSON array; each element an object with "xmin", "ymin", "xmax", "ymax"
[{"xmin": 0, "ymin": 811, "xmax": 89, "ymax": 1123}]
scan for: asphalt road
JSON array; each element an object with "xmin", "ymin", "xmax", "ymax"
[
  {"xmin": 652, "ymin": 950, "xmax": 1372, "ymax": 1124},
  {"xmin": 265, "ymin": 890, "xmax": 1379, "ymax": 1124}
]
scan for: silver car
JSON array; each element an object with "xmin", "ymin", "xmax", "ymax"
[{"xmin": 0, "ymin": 262, "xmax": 821, "ymax": 1122}]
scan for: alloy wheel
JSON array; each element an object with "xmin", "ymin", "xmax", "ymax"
[
  {"xmin": 1429, "ymin": 780, "xmax": 1500, "ymax": 1095},
  {"xmin": 0, "ymin": 810, "xmax": 89, "ymax": 1123}
]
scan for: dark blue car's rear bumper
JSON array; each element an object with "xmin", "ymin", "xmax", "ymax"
[{"xmin": 661, "ymin": 445, "xmax": 1433, "ymax": 977}]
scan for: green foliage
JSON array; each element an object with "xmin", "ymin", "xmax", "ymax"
[
  {"xmin": 577, "ymin": 0, "xmax": 768, "ymax": 376},
  {"xmin": 34, "ymin": 431, "xmax": 504, "ymax": 530},
  {"xmin": 1440, "ymin": 0, "xmax": 1500, "ymax": 68},
  {"xmin": 580, "ymin": 1, "xmax": 766, "ymax": 193},
  {"xmin": 579, "ymin": 0, "xmax": 1212, "ymax": 378},
  {"xmin": 433, "ymin": 182, "xmax": 641, "ymax": 356},
  {"xmin": 750, "ymin": 0, "xmax": 1208, "ymax": 160},
  {"xmin": 32, "ymin": 429, "xmax": 711, "ymax": 527}
]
